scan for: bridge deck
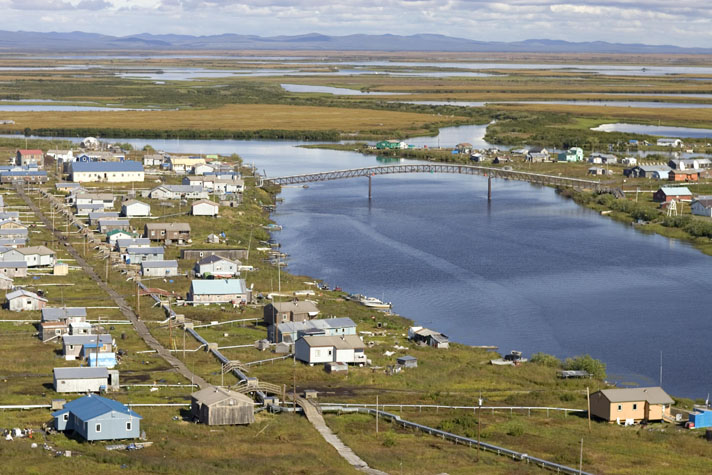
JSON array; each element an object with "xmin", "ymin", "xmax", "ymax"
[{"xmin": 262, "ymin": 164, "xmax": 600, "ymax": 190}]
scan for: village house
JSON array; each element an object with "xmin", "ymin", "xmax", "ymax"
[
  {"xmin": 627, "ymin": 165, "xmax": 672, "ymax": 180},
  {"xmin": 105, "ymin": 230, "xmax": 136, "ymax": 245},
  {"xmin": 194, "ymin": 255, "xmax": 240, "ymax": 278},
  {"xmin": 455, "ymin": 142, "xmax": 473, "ymax": 154},
  {"xmin": 145, "ymin": 185, "xmax": 209, "ymax": 200},
  {"xmin": 40, "ymin": 321, "xmax": 69, "ymax": 342},
  {"xmin": 657, "ymin": 138, "xmax": 683, "ymax": 147},
  {"xmin": 63, "ymin": 334, "xmax": 113, "ymax": 361},
  {"xmin": 69, "ymin": 321, "xmax": 92, "ymax": 335},
  {"xmin": 181, "ymin": 249, "xmax": 248, "ymax": 262},
  {"xmin": 141, "ymin": 260, "xmax": 179, "ymax": 277},
  {"xmin": 0, "ymin": 246, "xmax": 24, "ymax": 262},
  {"xmin": 295, "ymin": 335, "xmax": 367, "ymax": 366},
  {"xmin": 669, "ymin": 158, "xmax": 712, "ymax": 170},
  {"xmin": 191, "ymin": 199, "xmax": 219, "ymax": 217},
  {"xmin": 142, "ymin": 153, "xmax": 164, "ymax": 167},
  {"xmin": 114, "ymin": 237, "xmax": 149, "ymax": 252},
  {"xmin": 169, "ymin": 156, "xmax": 205, "ymax": 174},
  {"xmin": 88, "ymin": 211, "xmax": 120, "ymax": 226},
  {"xmin": 16, "ymin": 149, "xmax": 44, "ymax": 168},
  {"xmin": 52, "ymin": 394, "xmax": 139, "ymax": 441},
  {"xmin": 526, "ymin": 147, "xmax": 550, "ymax": 162},
  {"xmin": 144, "ymin": 223, "xmax": 191, "ymax": 244},
  {"xmin": 73, "ymin": 192, "xmax": 115, "ymax": 209},
  {"xmin": 53, "ymin": 368, "xmax": 119, "ymax": 394},
  {"xmin": 668, "ymin": 169, "xmax": 700, "ymax": 182},
  {"xmin": 97, "ymin": 218, "xmax": 131, "ymax": 234},
  {"xmin": 263, "ymin": 300, "xmax": 320, "ymax": 326},
  {"xmin": 272, "ymin": 317, "xmax": 356, "ymax": 344},
  {"xmin": 588, "ymin": 153, "xmax": 618, "ymax": 165},
  {"xmin": 0, "ymin": 261, "xmax": 28, "ymax": 278},
  {"xmin": 125, "ymin": 246, "xmax": 165, "ymax": 263},
  {"xmin": 653, "ymin": 186, "xmax": 692, "ymax": 203},
  {"xmin": 188, "ymin": 279, "xmax": 249, "ymax": 305},
  {"xmin": 192, "ymin": 163, "xmax": 214, "ymax": 175},
  {"xmin": 0, "ymin": 228, "xmax": 28, "ymax": 241},
  {"xmin": 183, "ymin": 176, "xmax": 244, "ymax": 194},
  {"xmin": 19, "ymin": 246, "xmax": 56, "ymax": 267},
  {"xmin": 588, "ymin": 167, "xmax": 608, "ymax": 176},
  {"xmin": 408, "ymin": 326, "xmax": 449, "ymax": 348},
  {"xmin": 190, "ymin": 386, "xmax": 255, "ymax": 426},
  {"xmin": 691, "ymin": 196, "xmax": 712, "ymax": 217},
  {"xmin": 42, "ymin": 307, "xmax": 87, "ymax": 323},
  {"xmin": 0, "ymin": 219, "xmax": 26, "ymax": 231},
  {"xmin": 55, "ymin": 182, "xmax": 83, "ymax": 193},
  {"xmin": 121, "ymin": 200, "xmax": 151, "ymax": 218},
  {"xmin": 590, "ymin": 387, "xmax": 674, "ymax": 423},
  {"xmin": 7, "ymin": 289, "xmax": 48, "ymax": 312},
  {"xmin": 0, "ymin": 170, "xmax": 48, "ymax": 184},
  {"xmin": 558, "ymin": 147, "xmax": 584, "ymax": 162},
  {"xmin": 75, "ymin": 204, "xmax": 104, "ymax": 216},
  {"xmin": 621, "ymin": 157, "xmax": 637, "ymax": 167},
  {"xmin": 70, "ymin": 161, "xmax": 145, "ymax": 183},
  {"xmin": 46, "ymin": 150, "xmax": 74, "ymax": 164},
  {"xmin": 376, "ymin": 140, "xmax": 408, "ymax": 150}
]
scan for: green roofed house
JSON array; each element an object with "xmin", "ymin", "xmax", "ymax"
[
  {"xmin": 188, "ymin": 279, "xmax": 250, "ymax": 306},
  {"xmin": 376, "ymin": 140, "xmax": 407, "ymax": 150},
  {"xmin": 558, "ymin": 147, "xmax": 584, "ymax": 162}
]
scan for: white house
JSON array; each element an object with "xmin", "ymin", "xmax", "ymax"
[
  {"xmin": 183, "ymin": 176, "xmax": 244, "ymax": 194},
  {"xmin": 121, "ymin": 200, "xmax": 151, "ymax": 218},
  {"xmin": 53, "ymin": 367, "xmax": 119, "ymax": 393},
  {"xmin": 146, "ymin": 185, "xmax": 208, "ymax": 200},
  {"xmin": 169, "ymin": 156, "xmax": 205, "ymax": 174},
  {"xmin": 125, "ymin": 247, "xmax": 165, "ymax": 263},
  {"xmin": 691, "ymin": 196, "xmax": 712, "ymax": 217},
  {"xmin": 192, "ymin": 163, "xmax": 214, "ymax": 175},
  {"xmin": 657, "ymin": 138, "xmax": 683, "ymax": 147},
  {"xmin": 143, "ymin": 154, "xmax": 164, "ymax": 167},
  {"xmin": 71, "ymin": 161, "xmax": 144, "ymax": 183},
  {"xmin": 73, "ymin": 193, "xmax": 114, "ymax": 209},
  {"xmin": 141, "ymin": 260, "xmax": 179, "ymax": 277},
  {"xmin": 106, "ymin": 230, "xmax": 137, "ymax": 245},
  {"xmin": 115, "ymin": 237, "xmax": 150, "ymax": 252},
  {"xmin": 621, "ymin": 157, "xmax": 637, "ymax": 167},
  {"xmin": 97, "ymin": 219, "xmax": 130, "ymax": 234},
  {"xmin": 88, "ymin": 211, "xmax": 120, "ymax": 226},
  {"xmin": 18, "ymin": 246, "xmax": 56, "ymax": 267},
  {"xmin": 191, "ymin": 199, "xmax": 219, "ymax": 217},
  {"xmin": 7, "ymin": 289, "xmax": 48, "ymax": 312},
  {"xmin": 188, "ymin": 279, "xmax": 249, "ymax": 305},
  {"xmin": 295, "ymin": 335, "xmax": 367, "ymax": 366},
  {"xmin": 194, "ymin": 255, "xmax": 240, "ymax": 278}
]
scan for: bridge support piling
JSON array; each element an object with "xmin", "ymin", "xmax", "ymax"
[
  {"xmin": 368, "ymin": 175, "xmax": 372, "ymax": 200},
  {"xmin": 488, "ymin": 176, "xmax": 492, "ymax": 201}
]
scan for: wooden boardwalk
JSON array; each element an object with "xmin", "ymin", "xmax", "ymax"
[
  {"xmin": 17, "ymin": 186, "xmax": 209, "ymax": 389},
  {"xmin": 296, "ymin": 398, "xmax": 388, "ymax": 475}
]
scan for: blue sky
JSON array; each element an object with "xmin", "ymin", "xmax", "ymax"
[{"xmin": 3, "ymin": 0, "xmax": 712, "ymax": 47}]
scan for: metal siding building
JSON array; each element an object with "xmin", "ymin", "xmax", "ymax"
[
  {"xmin": 188, "ymin": 279, "xmax": 249, "ymax": 305},
  {"xmin": 53, "ymin": 367, "xmax": 112, "ymax": 393},
  {"xmin": 141, "ymin": 260, "xmax": 179, "ymax": 277},
  {"xmin": 71, "ymin": 161, "xmax": 145, "ymax": 183}
]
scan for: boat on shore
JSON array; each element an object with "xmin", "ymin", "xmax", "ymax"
[{"xmin": 345, "ymin": 293, "xmax": 392, "ymax": 309}]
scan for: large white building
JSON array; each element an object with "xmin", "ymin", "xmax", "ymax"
[{"xmin": 71, "ymin": 161, "xmax": 144, "ymax": 183}]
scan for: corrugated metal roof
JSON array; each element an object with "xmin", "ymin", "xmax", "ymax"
[
  {"xmin": 7, "ymin": 289, "xmax": 47, "ymax": 301},
  {"xmin": 52, "ymin": 394, "xmax": 141, "ymax": 421},
  {"xmin": 0, "ymin": 261, "xmax": 27, "ymax": 268},
  {"xmin": 72, "ymin": 161, "xmax": 144, "ymax": 173},
  {"xmin": 141, "ymin": 260, "xmax": 178, "ymax": 268},
  {"xmin": 597, "ymin": 387, "xmax": 674, "ymax": 404},
  {"xmin": 659, "ymin": 186, "xmax": 692, "ymax": 196},
  {"xmin": 53, "ymin": 367, "xmax": 108, "ymax": 380},
  {"xmin": 42, "ymin": 307, "xmax": 87, "ymax": 321},
  {"xmin": 127, "ymin": 247, "xmax": 164, "ymax": 255},
  {"xmin": 63, "ymin": 334, "xmax": 112, "ymax": 345},
  {"xmin": 301, "ymin": 334, "xmax": 365, "ymax": 349},
  {"xmin": 190, "ymin": 279, "xmax": 246, "ymax": 295},
  {"xmin": 271, "ymin": 301, "xmax": 319, "ymax": 314}
]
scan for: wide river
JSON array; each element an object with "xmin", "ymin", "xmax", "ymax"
[{"xmin": 20, "ymin": 126, "xmax": 712, "ymax": 399}]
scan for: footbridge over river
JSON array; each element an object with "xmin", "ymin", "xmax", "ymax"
[{"xmin": 260, "ymin": 164, "xmax": 601, "ymax": 199}]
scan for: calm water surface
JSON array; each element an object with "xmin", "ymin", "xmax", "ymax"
[{"xmin": 15, "ymin": 130, "xmax": 712, "ymax": 398}]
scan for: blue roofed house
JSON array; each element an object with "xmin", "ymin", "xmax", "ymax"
[
  {"xmin": 124, "ymin": 246, "xmax": 164, "ymax": 263},
  {"xmin": 71, "ymin": 161, "xmax": 144, "ymax": 183},
  {"xmin": 52, "ymin": 394, "xmax": 141, "ymax": 441},
  {"xmin": 188, "ymin": 279, "xmax": 249, "ymax": 305}
]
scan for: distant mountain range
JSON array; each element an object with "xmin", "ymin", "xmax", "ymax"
[{"xmin": 1, "ymin": 30, "xmax": 710, "ymax": 54}]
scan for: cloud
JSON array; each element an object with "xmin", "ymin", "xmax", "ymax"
[{"xmin": 2, "ymin": 0, "xmax": 712, "ymax": 47}]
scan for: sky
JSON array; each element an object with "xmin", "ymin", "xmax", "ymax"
[{"xmin": 2, "ymin": 0, "xmax": 712, "ymax": 48}]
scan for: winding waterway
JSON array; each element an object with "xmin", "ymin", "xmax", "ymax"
[{"xmin": 16, "ymin": 127, "xmax": 712, "ymax": 398}]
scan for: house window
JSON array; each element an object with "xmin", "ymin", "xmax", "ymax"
[
  {"xmin": 126, "ymin": 422, "xmax": 132, "ymax": 431},
  {"xmin": 617, "ymin": 404, "xmax": 622, "ymax": 411},
  {"xmin": 633, "ymin": 403, "xmax": 637, "ymax": 410},
  {"xmin": 63, "ymin": 414, "xmax": 69, "ymax": 421},
  {"xmin": 95, "ymin": 423, "xmax": 101, "ymax": 432}
]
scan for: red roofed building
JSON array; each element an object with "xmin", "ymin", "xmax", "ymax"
[{"xmin": 16, "ymin": 149, "xmax": 44, "ymax": 169}]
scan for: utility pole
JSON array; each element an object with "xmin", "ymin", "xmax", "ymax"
[
  {"xmin": 292, "ymin": 355, "xmax": 297, "ymax": 415},
  {"xmin": 136, "ymin": 282, "xmax": 140, "ymax": 319},
  {"xmin": 579, "ymin": 438, "xmax": 584, "ymax": 475},
  {"xmin": 477, "ymin": 392, "xmax": 482, "ymax": 457}
]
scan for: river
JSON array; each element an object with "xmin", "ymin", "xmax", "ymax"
[{"xmin": 15, "ymin": 127, "xmax": 712, "ymax": 399}]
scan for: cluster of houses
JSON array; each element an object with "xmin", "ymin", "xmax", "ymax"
[{"xmin": 624, "ymin": 158, "xmax": 712, "ymax": 182}]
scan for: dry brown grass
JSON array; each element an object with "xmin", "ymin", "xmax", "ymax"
[{"xmin": 1, "ymin": 103, "xmax": 464, "ymax": 134}]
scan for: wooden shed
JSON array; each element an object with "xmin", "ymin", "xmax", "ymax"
[{"xmin": 190, "ymin": 386, "xmax": 255, "ymax": 426}]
